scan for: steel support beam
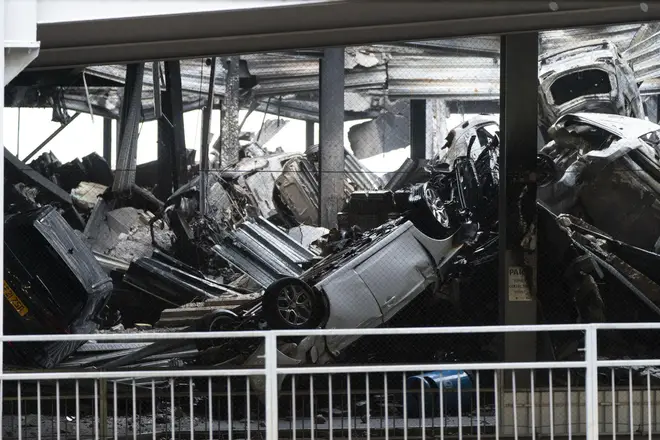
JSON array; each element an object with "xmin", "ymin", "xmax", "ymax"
[
  {"xmin": 200, "ymin": 57, "xmax": 217, "ymax": 216},
  {"xmin": 22, "ymin": 112, "xmax": 80, "ymax": 162},
  {"xmin": 410, "ymin": 99, "xmax": 427, "ymax": 160},
  {"xmin": 306, "ymin": 120, "xmax": 315, "ymax": 148},
  {"xmin": 318, "ymin": 47, "xmax": 345, "ymax": 229},
  {"xmin": 113, "ymin": 63, "xmax": 144, "ymax": 193},
  {"xmin": 156, "ymin": 60, "xmax": 187, "ymax": 199},
  {"xmin": 498, "ymin": 33, "xmax": 539, "ymax": 366},
  {"xmin": 103, "ymin": 118, "xmax": 112, "ymax": 164}
]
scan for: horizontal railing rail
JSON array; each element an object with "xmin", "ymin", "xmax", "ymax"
[{"xmin": 2, "ymin": 323, "xmax": 660, "ymax": 440}]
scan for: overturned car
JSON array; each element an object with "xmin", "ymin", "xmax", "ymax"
[{"xmin": 538, "ymin": 40, "xmax": 645, "ymax": 138}]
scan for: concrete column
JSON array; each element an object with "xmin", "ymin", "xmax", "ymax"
[
  {"xmin": 499, "ymin": 33, "xmax": 539, "ymax": 366},
  {"xmin": 318, "ymin": 47, "xmax": 345, "ymax": 229},
  {"xmin": 219, "ymin": 56, "xmax": 240, "ymax": 168},
  {"xmin": 410, "ymin": 99, "xmax": 426, "ymax": 160},
  {"xmin": 427, "ymin": 99, "xmax": 449, "ymax": 159}
]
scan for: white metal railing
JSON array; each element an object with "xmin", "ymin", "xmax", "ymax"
[{"xmin": 2, "ymin": 323, "xmax": 660, "ymax": 440}]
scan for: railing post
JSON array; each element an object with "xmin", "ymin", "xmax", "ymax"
[
  {"xmin": 585, "ymin": 325, "xmax": 599, "ymax": 440},
  {"xmin": 265, "ymin": 332, "xmax": 279, "ymax": 440}
]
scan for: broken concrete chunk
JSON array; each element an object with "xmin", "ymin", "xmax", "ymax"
[
  {"xmin": 288, "ymin": 225, "xmax": 329, "ymax": 250},
  {"xmin": 71, "ymin": 182, "xmax": 108, "ymax": 211},
  {"xmin": 107, "ymin": 207, "xmax": 141, "ymax": 235},
  {"xmin": 348, "ymin": 108, "xmax": 410, "ymax": 159}
]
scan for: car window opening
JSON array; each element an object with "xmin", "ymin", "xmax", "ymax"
[{"xmin": 551, "ymin": 69, "xmax": 612, "ymax": 106}]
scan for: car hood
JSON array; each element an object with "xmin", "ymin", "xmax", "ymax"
[{"xmin": 558, "ymin": 113, "xmax": 660, "ymax": 139}]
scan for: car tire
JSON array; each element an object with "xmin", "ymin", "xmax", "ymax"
[{"xmin": 263, "ymin": 278, "xmax": 325, "ymax": 330}]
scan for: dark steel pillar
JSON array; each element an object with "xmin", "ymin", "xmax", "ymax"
[
  {"xmin": 499, "ymin": 33, "xmax": 539, "ymax": 364},
  {"xmin": 306, "ymin": 120, "xmax": 315, "ymax": 147},
  {"xmin": 318, "ymin": 47, "xmax": 345, "ymax": 229},
  {"xmin": 113, "ymin": 63, "xmax": 144, "ymax": 193},
  {"xmin": 410, "ymin": 99, "xmax": 427, "ymax": 160},
  {"xmin": 200, "ymin": 57, "xmax": 217, "ymax": 216},
  {"xmin": 103, "ymin": 118, "xmax": 112, "ymax": 165},
  {"xmin": 156, "ymin": 60, "xmax": 187, "ymax": 199}
]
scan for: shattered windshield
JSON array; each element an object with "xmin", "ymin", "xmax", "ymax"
[{"xmin": 550, "ymin": 69, "xmax": 612, "ymax": 106}]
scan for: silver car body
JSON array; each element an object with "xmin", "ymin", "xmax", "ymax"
[
  {"xmin": 436, "ymin": 115, "xmax": 499, "ymax": 165},
  {"xmin": 538, "ymin": 40, "xmax": 644, "ymax": 133},
  {"xmin": 246, "ymin": 220, "xmax": 463, "ymax": 392},
  {"xmin": 305, "ymin": 220, "xmax": 463, "ymax": 359}
]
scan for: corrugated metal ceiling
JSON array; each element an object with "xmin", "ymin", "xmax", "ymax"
[{"xmin": 6, "ymin": 23, "xmax": 660, "ymax": 121}]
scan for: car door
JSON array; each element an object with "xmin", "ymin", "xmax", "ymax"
[{"xmin": 354, "ymin": 225, "xmax": 436, "ymax": 322}]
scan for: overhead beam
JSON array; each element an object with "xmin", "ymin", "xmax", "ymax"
[
  {"xmin": 318, "ymin": 47, "xmax": 345, "ymax": 229},
  {"xmin": 498, "ymin": 33, "xmax": 539, "ymax": 366},
  {"xmin": 32, "ymin": 2, "xmax": 659, "ymax": 69}
]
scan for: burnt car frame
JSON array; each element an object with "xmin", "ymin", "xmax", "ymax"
[{"xmin": 538, "ymin": 39, "xmax": 645, "ymax": 137}]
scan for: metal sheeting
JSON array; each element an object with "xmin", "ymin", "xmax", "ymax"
[
  {"xmin": 6, "ymin": 23, "xmax": 660, "ymax": 122},
  {"xmin": 213, "ymin": 217, "xmax": 316, "ymax": 288},
  {"xmin": 387, "ymin": 56, "xmax": 500, "ymax": 99},
  {"xmin": 624, "ymin": 30, "xmax": 660, "ymax": 82},
  {"xmin": 539, "ymin": 24, "xmax": 642, "ymax": 54}
]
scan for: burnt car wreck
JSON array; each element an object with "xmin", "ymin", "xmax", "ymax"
[{"xmin": 4, "ymin": 108, "xmax": 660, "ymax": 378}]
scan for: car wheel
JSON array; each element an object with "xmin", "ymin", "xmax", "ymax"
[{"xmin": 263, "ymin": 278, "xmax": 324, "ymax": 330}]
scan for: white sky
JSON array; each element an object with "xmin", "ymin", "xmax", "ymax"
[{"xmin": 3, "ymin": 108, "xmax": 478, "ymax": 175}]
